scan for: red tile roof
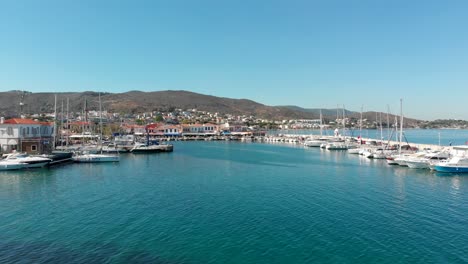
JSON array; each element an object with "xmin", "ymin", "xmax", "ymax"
[
  {"xmin": 146, "ymin": 123, "xmax": 160, "ymax": 129},
  {"xmin": 3, "ymin": 118, "xmax": 52, "ymax": 125}
]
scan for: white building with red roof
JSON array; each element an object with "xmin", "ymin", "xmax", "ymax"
[{"xmin": 0, "ymin": 118, "xmax": 55, "ymax": 154}]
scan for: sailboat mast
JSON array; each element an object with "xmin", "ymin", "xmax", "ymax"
[
  {"xmin": 81, "ymin": 99, "xmax": 85, "ymax": 147},
  {"xmin": 399, "ymin": 99, "xmax": 404, "ymax": 155},
  {"xmin": 61, "ymin": 100, "xmax": 64, "ymax": 147},
  {"xmin": 375, "ymin": 112, "xmax": 378, "ymax": 139},
  {"xmin": 386, "ymin": 105, "xmax": 390, "ymax": 141},
  {"xmin": 342, "ymin": 105, "xmax": 345, "ymax": 138},
  {"xmin": 359, "ymin": 105, "xmax": 363, "ymax": 140},
  {"xmin": 66, "ymin": 98, "xmax": 69, "ymax": 147},
  {"xmin": 319, "ymin": 109, "xmax": 323, "ymax": 137},
  {"xmin": 53, "ymin": 94, "xmax": 57, "ymax": 151},
  {"xmin": 99, "ymin": 93, "xmax": 103, "ymax": 149},
  {"xmin": 379, "ymin": 112, "xmax": 383, "ymax": 142}
]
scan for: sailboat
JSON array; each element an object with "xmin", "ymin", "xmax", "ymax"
[
  {"xmin": 73, "ymin": 94, "xmax": 120, "ymax": 163},
  {"xmin": 326, "ymin": 105, "xmax": 349, "ymax": 150},
  {"xmin": 41, "ymin": 95, "xmax": 74, "ymax": 165},
  {"xmin": 387, "ymin": 99, "xmax": 406, "ymax": 165},
  {"xmin": 304, "ymin": 109, "xmax": 329, "ymax": 147},
  {"xmin": 348, "ymin": 106, "xmax": 364, "ymax": 154}
]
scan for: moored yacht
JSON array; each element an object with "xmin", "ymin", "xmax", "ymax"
[
  {"xmin": 2, "ymin": 153, "xmax": 52, "ymax": 168},
  {"xmin": 39, "ymin": 151, "xmax": 74, "ymax": 165},
  {"xmin": 347, "ymin": 148, "xmax": 362, "ymax": 154},
  {"xmin": 73, "ymin": 152, "xmax": 120, "ymax": 163},
  {"xmin": 0, "ymin": 159, "xmax": 27, "ymax": 171},
  {"xmin": 325, "ymin": 142, "xmax": 348, "ymax": 150},
  {"xmin": 433, "ymin": 156, "xmax": 468, "ymax": 173},
  {"xmin": 406, "ymin": 151, "xmax": 450, "ymax": 169},
  {"xmin": 73, "ymin": 93, "xmax": 120, "ymax": 163},
  {"xmin": 304, "ymin": 138, "xmax": 329, "ymax": 147},
  {"xmin": 372, "ymin": 149, "xmax": 390, "ymax": 159},
  {"xmin": 130, "ymin": 142, "xmax": 174, "ymax": 153}
]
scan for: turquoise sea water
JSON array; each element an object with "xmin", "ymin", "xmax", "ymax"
[{"xmin": 1, "ymin": 141, "xmax": 468, "ymax": 263}]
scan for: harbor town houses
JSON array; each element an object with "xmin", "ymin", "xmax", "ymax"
[{"xmin": 0, "ymin": 118, "xmax": 55, "ymax": 154}]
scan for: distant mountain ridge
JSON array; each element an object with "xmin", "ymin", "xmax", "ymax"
[
  {"xmin": 0, "ymin": 90, "xmax": 422, "ymax": 124},
  {"xmin": 279, "ymin": 106, "xmax": 356, "ymax": 117}
]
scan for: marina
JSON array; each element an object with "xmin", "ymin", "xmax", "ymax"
[
  {"xmin": 2, "ymin": 141, "xmax": 468, "ymax": 263},
  {"xmin": 3, "ymin": 1, "xmax": 468, "ymax": 262},
  {"xmin": 2, "ymin": 128, "xmax": 468, "ymax": 174}
]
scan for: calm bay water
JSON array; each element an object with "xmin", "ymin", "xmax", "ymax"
[{"xmin": 1, "ymin": 141, "xmax": 468, "ymax": 263}]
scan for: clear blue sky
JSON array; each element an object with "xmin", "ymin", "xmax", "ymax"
[{"xmin": 1, "ymin": 0, "xmax": 467, "ymax": 120}]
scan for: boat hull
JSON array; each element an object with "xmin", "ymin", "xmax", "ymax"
[
  {"xmin": 24, "ymin": 161, "xmax": 51, "ymax": 168},
  {"xmin": 433, "ymin": 165, "xmax": 468, "ymax": 173},
  {"xmin": 347, "ymin": 148, "xmax": 361, "ymax": 154},
  {"xmin": 386, "ymin": 158, "xmax": 399, "ymax": 165},
  {"xmin": 0, "ymin": 162, "xmax": 26, "ymax": 171},
  {"xmin": 304, "ymin": 141, "xmax": 326, "ymax": 147},
  {"xmin": 406, "ymin": 161, "xmax": 429, "ymax": 169},
  {"xmin": 131, "ymin": 145, "xmax": 174, "ymax": 153},
  {"xmin": 73, "ymin": 154, "xmax": 120, "ymax": 163},
  {"xmin": 45, "ymin": 151, "xmax": 74, "ymax": 165}
]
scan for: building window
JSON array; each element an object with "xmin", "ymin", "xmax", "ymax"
[
  {"xmin": 31, "ymin": 145, "xmax": 37, "ymax": 151},
  {"xmin": 7, "ymin": 127, "xmax": 13, "ymax": 135}
]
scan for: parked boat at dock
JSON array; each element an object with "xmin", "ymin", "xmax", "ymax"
[
  {"xmin": 433, "ymin": 156, "xmax": 468, "ymax": 173},
  {"xmin": 2, "ymin": 153, "xmax": 52, "ymax": 168},
  {"xmin": 73, "ymin": 152, "xmax": 120, "ymax": 163},
  {"xmin": 0, "ymin": 159, "xmax": 27, "ymax": 171},
  {"xmin": 304, "ymin": 138, "xmax": 329, "ymax": 147},
  {"xmin": 325, "ymin": 142, "xmax": 348, "ymax": 150},
  {"xmin": 39, "ymin": 150, "xmax": 74, "ymax": 165},
  {"xmin": 130, "ymin": 143, "xmax": 174, "ymax": 153},
  {"xmin": 406, "ymin": 151, "xmax": 450, "ymax": 169}
]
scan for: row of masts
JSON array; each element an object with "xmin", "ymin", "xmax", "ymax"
[
  {"xmin": 315, "ymin": 100, "xmax": 405, "ymax": 144},
  {"xmin": 52, "ymin": 94, "xmax": 104, "ymax": 150}
]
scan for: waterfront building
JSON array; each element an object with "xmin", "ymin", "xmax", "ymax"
[
  {"xmin": 121, "ymin": 124, "xmax": 146, "ymax": 135},
  {"xmin": 222, "ymin": 121, "xmax": 249, "ymax": 133},
  {"xmin": 182, "ymin": 123, "xmax": 204, "ymax": 135},
  {"xmin": 146, "ymin": 123, "xmax": 164, "ymax": 136},
  {"xmin": 181, "ymin": 123, "xmax": 220, "ymax": 136},
  {"xmin": 0, "ymin": 118, "xmax": 54, "ymax": 154},
  {"xmin": 161, "ymin": 125, "xmax": 181, "ymax": 137}
]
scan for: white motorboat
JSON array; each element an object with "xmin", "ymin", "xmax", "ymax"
[
  {"xmin": 372, "ymin": 150, "xmax": 389, "ymax": 159},
  {"xmin": 73, "ymin": 152, "xmax": 120, "ymax": 163},
  {"xmin": 3, "ymin": 153, "xmax": 52, "ymax": 168},
  {"xmin": 362, "ymin": 149, "xmax": 374, "ymax": 158},
  {"xmin": 325, "ymin": 142, "xmax": 348, "ymax": 150},
  {"xmin": 386, "ymin": 156, "xmax": 399, "ymax": 165},
  {"xmin": 304, "ymin": 138, "xmax": 329, "ymax": 147},
  {"xmin": 406, "ymin": 159, "xmax": 431, "ymax": 169},
  {"xmin": 433, "ymin": 156, "xmax": 468, "ymax": 173},
  {"xmin": 406, "ymin": 151, "xmax": 450, "ymax": 169},
  {"xmin": 101, "ymin": 143, "xmax": 124, "ymax": 153},
  {"xmin": 347, "ymin": 148, "xmax": 362, "ymax": 154},
  {"xmin": 0, "ymin": 160, "xmax": 27, "ymax": 171},
  {"xmin": 130, "ymin": 143, "xmax": 174, "ymax": 153}
]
